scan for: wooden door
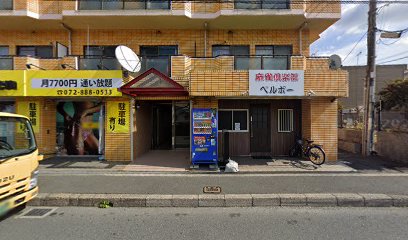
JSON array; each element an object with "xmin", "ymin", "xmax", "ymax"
[{"xmin": 250, "ymin": 104, "xmax": 271, "ymax": 153}]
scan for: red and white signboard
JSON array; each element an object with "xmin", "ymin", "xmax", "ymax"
[{"xmin": 249, "ymin": 70, "xmax": 304, "ymax": 96}]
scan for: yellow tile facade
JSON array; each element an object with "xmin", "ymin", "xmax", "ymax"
[
  {"xmin": 9, "ymin": 0, "xmax": 340, "ymax": 14},
  {"xmin": 0, "ymin": 1, "xmax": 346, "ymax": 161}
]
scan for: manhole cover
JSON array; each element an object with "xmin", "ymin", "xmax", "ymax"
[
  {"xmin": 203, "ymin": 186, "xmax": 221, "ymax": 193},
  {"xmin": 17, "ymin": 207, "xmax": 58, "ymax": 219}
]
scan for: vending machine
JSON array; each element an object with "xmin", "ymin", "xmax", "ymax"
[{"xmin": 191, "ymin": 108, "xmax": 218, "ymax": 165}]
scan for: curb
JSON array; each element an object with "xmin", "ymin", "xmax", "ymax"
[{"xmin": 28, "ymin": 193, "xmax": 408, "ymax": 208}]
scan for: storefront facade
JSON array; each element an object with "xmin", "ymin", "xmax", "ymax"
[
  {"xmin": 0, "ymin": 70, "xmax": 132, "ymax": 161},
  {"xmin": 0, "ymin": 0, "xmax": 346, "ymax": 163}
]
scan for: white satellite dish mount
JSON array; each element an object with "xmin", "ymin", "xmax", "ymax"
[{"xmin": 115, "ymin": 45, "xmax": 141, "ymax": 73}]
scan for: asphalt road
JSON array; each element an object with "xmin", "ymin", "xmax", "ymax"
[
  {"xmin": 1, "ymin": 207, "xmax": 408, "ymax": 240},
  {"xmin": 39, "ymin": 173, "xmax": 408, "ymax": 194}
]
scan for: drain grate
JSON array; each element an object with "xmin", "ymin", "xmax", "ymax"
[{"xmin": 17, "ymin": 207, "xmax": 58, "ymax": 219}]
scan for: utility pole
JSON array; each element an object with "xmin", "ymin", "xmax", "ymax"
[{"xmin": 362, "ymin": 0, "xmax": 377, "ymax": 157}]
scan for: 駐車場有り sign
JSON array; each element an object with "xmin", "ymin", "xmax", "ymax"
[
  {"xmin": 106, "ymin": 101, "xmax": 130, "ymax": 134},
  {"xmin": 249, "ymin": 70, "xmax": 304, "ymax": 96},
  {"xmin": 17, "ymin": 101, "xmax": 40, "ymax": 133},
  {"xmin": 26, "ymin": 70, "xmax": 123, "ymax": 97}
]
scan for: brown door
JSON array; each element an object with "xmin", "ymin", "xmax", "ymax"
[{"xmin": 250, "ymin": 104, "xmax": 271, "ymax": 153}]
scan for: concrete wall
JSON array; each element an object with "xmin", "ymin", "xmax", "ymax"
[
  {"xmin": 376, "ymin": 131, "xmax": 408, "ymax": 163},
  {"xmin": 338, "ymin": 128, "xmax": 408, "ymax": 163},
  {"xmin": 133, "ymin": 102, "xmax": 152, "ymax": 159},
  {"xmin": 338, "ymin": 128, "xmax": 362, "ymax": 154}
]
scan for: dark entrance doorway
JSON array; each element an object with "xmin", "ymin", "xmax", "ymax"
[
  {"xmin": 250, "ymin": 104, "xmax": 271, "ymax": 154},
  {"xmin": 152, "ymin": 103, "xmax": 172, "ymax": 149}
]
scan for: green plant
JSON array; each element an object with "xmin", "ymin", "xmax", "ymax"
[
  {"xmin": 378, "ymin": 80, "xmax": 408, "ymax": 112},
  {"xmin": 98, "ymin": 200, "xmax": 113, "ymax": 208}
]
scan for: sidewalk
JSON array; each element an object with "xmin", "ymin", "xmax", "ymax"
[
  {"xmin": 33, "ymin": 151, "xmax": 408, "ymax": 208},
  {"xmin": 39, "ymin": 150, "xmax": 408, "ymax": 174}
]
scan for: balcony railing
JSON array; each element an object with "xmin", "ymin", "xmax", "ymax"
[
  {"xmin": 78, "ymin": 0, "xmax": 171, "ymax": 10},
  {"xmin": 0, "ymin": 0, "xmax": 13, "ymax": 10},
  {"xmin": 78, "ymin": 56, "xmax": 171, "ymax": 76},
  {"xmin": 235, "ymin": 0, "xmax": 290, "ymax": 9},
  {"xmin": 234, "ymin": 55, "xmax": 291, "ymax": 70},
  {"xmin": 0, "ymin": 57, "xmax": 13, "ymax": 70},
  {"xmin": 79, "ymin": 56, "xmax": 122, "ymax": 70}
]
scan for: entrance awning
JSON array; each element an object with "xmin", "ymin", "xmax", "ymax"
[{"xmin": 119, "ymin": 68, "xmax": 188, "ymax": 97}]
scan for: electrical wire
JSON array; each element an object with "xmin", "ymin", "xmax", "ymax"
[
  {"xmin": 343, "ymin": 31, "xmax": 367, "ymax": 63},
  {"xmin": 377, "ymin": 49, "xmax": 408, "ymax": 62},
  {"xmin": 377, "ymin": 55, "xmax": 408, "ymax": 64}
]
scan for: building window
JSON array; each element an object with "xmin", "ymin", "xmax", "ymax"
[
  {"xmin": 81, "ymin": 46, "xmax": 120, "ymax": 70},
  {"xmin": 277, "ymin": 109, "xmax": 293, "ymax": 132},
  {"xmin": 84, "ymin": 46, "xmax": 117, "ymax": 57},
  {"xmin": 255, "ymin": 45, "xmax": 292, "ymax": 70},
  {"xmin": 212, "ymin": 45, "xmax": 249, "ymax": 57},
  {"xmin": 0, "ymin": 46, "xmax": 9, "ymax": 56},
  {"xmin": 17, "ymin": 46, "xmax": 53, "ymax": 58},
  {"xmin": 0, "ymin": 46, "xmax": 12, "ymax": 70},
  {"xmin": 140, "ymin": 45, "xmax": 178, "ymax": 76},
  {"xmin": 0, "ymin": 0, "xmax": 13, "ymax": 10},
  {"xmin": 212, "ymin": 45, "xmax": 250, "ymax": 70},
  {"xmin": 219, "ymin": 109, "xmax": 249, "ymax": 132},
  {"xmin": 235, "ymin": 0, "xmax": 290, "ymax": 10},
  {"xmin": 78, "ymin": 0, "xmax": 170, "ymax": 10}
]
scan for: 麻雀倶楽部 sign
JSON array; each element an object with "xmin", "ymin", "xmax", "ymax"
[{"xmin": 249, "ymin": 70, "xmax": 304, "ymax": 96}]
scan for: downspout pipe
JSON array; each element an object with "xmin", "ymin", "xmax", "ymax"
[
  {"xmin": 61, "ymin": 23, "xmax": 73, "ymax": 55},
  {"xmin": 298, "ymin": 22, "xmax": 308, "ymax": 56},
  {"xmin": 204, "ymin": 22, "xmax": 208, "ymax": 57}
]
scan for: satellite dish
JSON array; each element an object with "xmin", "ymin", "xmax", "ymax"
[
  {"xmin": 329, "ymin": 54, "xmax": 342, "ymax": 70},
  {"xmin": 115, "ymin": 45, "xmax": 141, "ymax": 72}
]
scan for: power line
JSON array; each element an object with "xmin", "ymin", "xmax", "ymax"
[
  {"xmin": 343, "ymin": 31, "xmax": 367, "ymax": 63},
  {"xmin": 377, "ymin": 49, "xmax": 408, "ymax": 62},
  {"xmin": 377, "ymin": 55, "xmax": 408, "ymax": 64}
]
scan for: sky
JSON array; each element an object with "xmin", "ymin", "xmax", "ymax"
[{"xmin": 311, "ymin": 2, "xmax": 408, "ymax": 66}]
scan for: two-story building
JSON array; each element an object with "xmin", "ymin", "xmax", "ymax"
[{"xmin": 0, "ymin": 0, "xmax": 348, "ymax": 165}]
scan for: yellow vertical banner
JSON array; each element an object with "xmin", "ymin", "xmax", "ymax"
[
  {"xmin": 17, "ymin": 101, "xmax": 41, "ymax": 133},
  {"xmin": 107, "ymin": 101, "xmax": 130, "ymax": 133}
]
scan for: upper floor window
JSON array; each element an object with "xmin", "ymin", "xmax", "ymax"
[
  {"xmin": 78, "ymin": 0, "xmax": 170, "ymax": 10},
  {"xmin": 140, "ymin": 45, "xmax": 178, "ymax": 57},
  {"xmin": 235, "ymin": 0, "xmax": 290, "ymax": 10},
  {"xmin": 17, "ymin": 46, "xmax": 53, "ymax": 58},
  {"xmin": 0, "ymin": 0, "xmax": 13, "ymax": 10},
  {"xmin": 212, "ymin": 45, "xmax": 249, "ymax": 57},
  {"xmin": 81, "ymin": 45, "xmax": 120, "ymax": 70},
  {"xmin": 255, "ymin": 45, "xmax": 292, "ymax": 70},
  {"xmin": 139, "ymin": 45, "xmax": 178, "ymax": 76},
  {"xmin": 0, "ymin": 46, "xmax": 9, "ymax": 56},
  {"xmin": 0, "ymin": 46, "xmax": 12, "ymax": 70},
  {"xmin": 84, "ymin": 45, "xmax": 117, "ymax": 57}
]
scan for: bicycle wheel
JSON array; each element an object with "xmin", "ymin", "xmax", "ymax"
[
  {"xmin": 308, "ymin": 146, "xmax": 325, "ymax": 165},
  {"xmin": 289, "ymin": 146, "xmax": 299, "ymax": 157}
]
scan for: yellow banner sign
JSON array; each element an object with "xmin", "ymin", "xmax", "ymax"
[
  {"xmin": 107, "ymin": 101, "xmax": 130, "ymax": 133},
  {"xmin": 17, "ymin": 101, "xmax": 40, "ymax": 133},
  {"xmin": 0, "ymin": 70, "xmax": 25, "ymax": 96},
  {"xmin": 26, "ymin": 70, "xmax": 123, "ymax": 97}
]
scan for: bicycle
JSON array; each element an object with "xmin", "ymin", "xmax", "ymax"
[{"xmin": 289, "ymin": 138, "xmax": 326, "ymax": 165}]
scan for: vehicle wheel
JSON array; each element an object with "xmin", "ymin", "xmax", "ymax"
[
  {"xmin": 308, "ymin": 146, "xmax": 325, "ymax": 165},
  {"xmin": 289, "ymin": 147, "xmax": 298, "ymax": 157}
]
